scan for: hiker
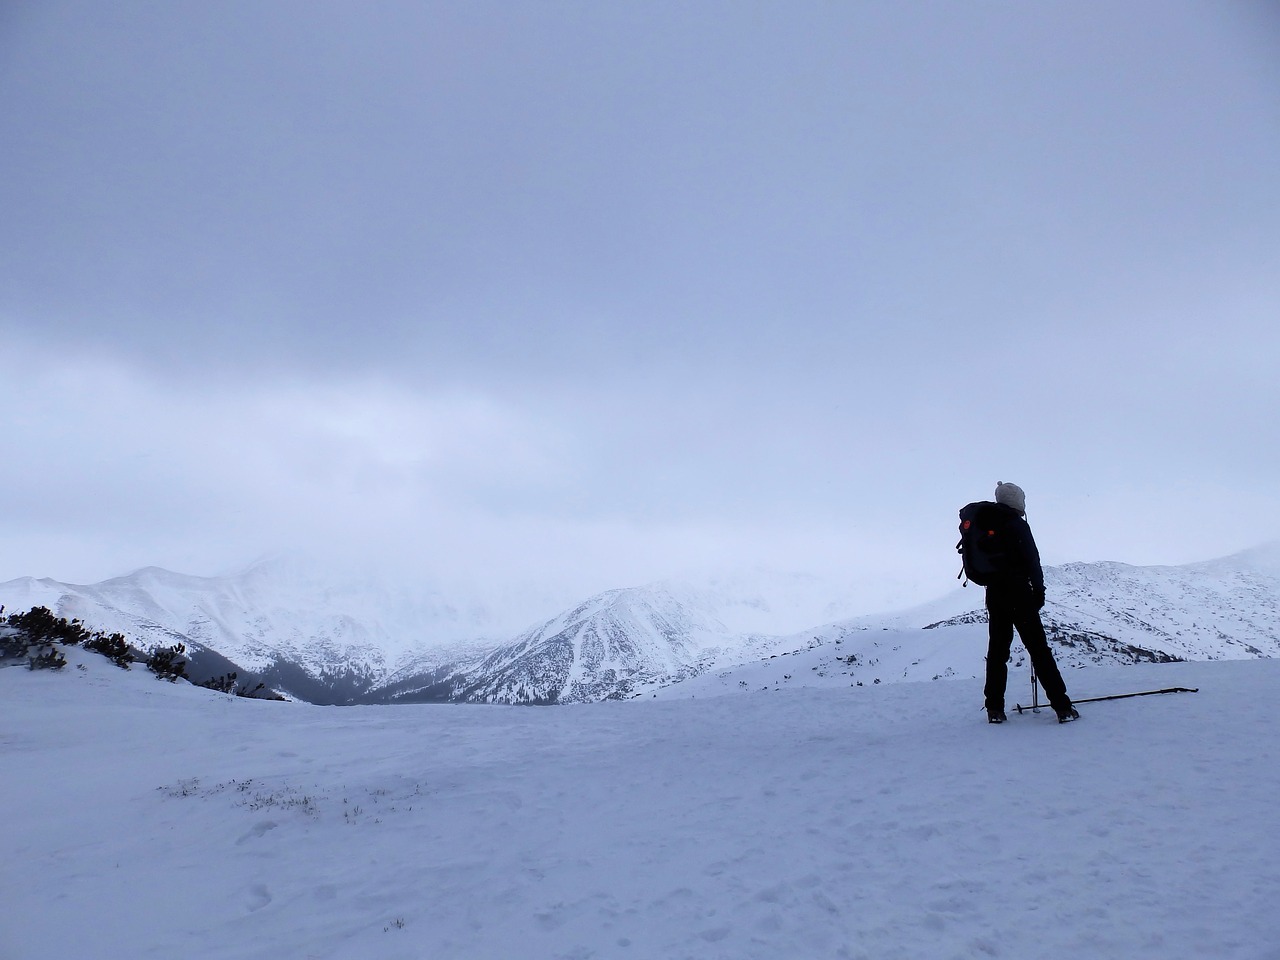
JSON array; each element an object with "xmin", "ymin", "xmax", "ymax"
[{"xmin": 974, "ymin": 482, "xmax": 1078, "ymax": 724}]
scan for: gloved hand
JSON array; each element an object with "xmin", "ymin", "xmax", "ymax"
[{"xmin": 1034, "ymin": 587, "xmax": 1046, "ymax": 610}]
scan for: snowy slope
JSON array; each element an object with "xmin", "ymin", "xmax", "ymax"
[
  {"xmin": 1038, "ymin": 545, "xmax": 1280, "ymax": 659},
  {"xmin": 640, "ymin": 620, "xmax": 1180, "ymax": 703},
  {"xmin": 643, "ymin": 545, "xmax": 1280, "ymax": 701},
  {"xmin": 2, "ymin": 646, "xmax": 1277, "ymax": 959}
]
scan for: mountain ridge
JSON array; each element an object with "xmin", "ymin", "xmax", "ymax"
[{"xmin": 2, "ymin": 544, "xmax": 1277, "ymax": 704}]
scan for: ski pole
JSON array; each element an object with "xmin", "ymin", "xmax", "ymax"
[
  {"xmin": 1069, "ymin": 686, "xmax": 1198, "ymax": 705},
  {"xmin": 1015, "ymin": 686, "xmax": 1197, "ymax": 713}
]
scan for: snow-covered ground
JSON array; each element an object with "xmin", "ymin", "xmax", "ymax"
[{"xmin": 3, "ymin": 647, "xmax": 1277, "ymax": 960}]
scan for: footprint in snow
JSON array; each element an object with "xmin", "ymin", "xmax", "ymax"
[
  {"xmin": 246, "ymin": 884, "xmax": 272, "ymax": 913},
  {"xmin": 534, "ymin": 907, "xmax": 566, "ymax": 930},
  {"xmin": 236, "ymin": 820, "xmax": 279, "ymax": 846}
]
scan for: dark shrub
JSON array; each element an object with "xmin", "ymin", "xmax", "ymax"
[
  {"xmin": 147, "ymin": 643, "xmax": 188, "ymax": 682},
  {"xmin": 199, "ymin": 672, "xmax": 238, "ymax": 693},
  {"xmin": 8, "ymin": 606, "xmax": 90, "ymax": 646},
  {"xmin": 85, "ymin": 631, "xmax": 133, "ymax": 669},
  {"xmin": 27, "ymin": 643, "xmax": 67, "ymax": 670}
]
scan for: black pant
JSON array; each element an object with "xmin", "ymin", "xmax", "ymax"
[{"xmin": 985, "ymin": 584, "xmax": 1071, "ymax": 712}]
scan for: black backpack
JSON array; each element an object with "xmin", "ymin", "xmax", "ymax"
[{"xmin": 956, "ymin": 501, "xmax": 1012, "ymax": 586}]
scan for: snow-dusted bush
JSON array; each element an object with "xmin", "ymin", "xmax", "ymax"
[
  {"xmin": 6, "ymin": 606, "xmax": 90, "ymax": 646},
  {"xmin": 84, "ymin": 631, "xmax": 133, "ymax": 669},
  {"xmin": 196, "ymin": 671, "xmax": 279, "ymax": 700},
  {"xmin": 0, "ymin": 606, "xmax": 80, "ymax": 670},
  {"xmin": 0, "ymin": 624, "xmax": 23, "ymax": 662},
  {"xmin": 198, "ymin": 672, "xmax": 239, "ymax": 694},
  {"xmin": 1, "ymin": 606, "xmax": 142, "ymax": 672},
  {"xmin": 146, "ymin": 643, "xmax": 188, "ymax": 682},
  {"xmin": 26, "ymin": 643, "xmax": 67, "ymax": 670}
]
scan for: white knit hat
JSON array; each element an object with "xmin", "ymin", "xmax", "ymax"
[{"xmin": 995, "ymin": 481, "xmax": 1026, "ymax": 514}]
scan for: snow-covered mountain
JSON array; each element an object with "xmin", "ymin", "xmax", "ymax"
[
  {"xmin": 0, "ymin": 561, "xmax": 857, "ymax": 704},
  {"xmin": 2, "ymin": 545, "xmax": 1277, "ymax": 704},
  {"xmin": 375, "ymin": 580, "xmax": 791, "ymax": 704},
  {"xmin": 870, "ymin": 542, "xmax": 1280, "ymax": 653},
  {"xmin": 0, "ymin": 559, "xmax": 539, "ymax": 703},
  {"xmin": 642, "ymin": 543, "xmax": 1280, "ymax": 701}
]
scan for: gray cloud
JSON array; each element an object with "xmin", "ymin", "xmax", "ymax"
[{"xmin": 2, "ymin": 1, "xmax": 1278, "ymax": 609}]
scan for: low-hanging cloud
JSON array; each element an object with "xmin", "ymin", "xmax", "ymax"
[{"xmin": 1, "ymin": 1, "xmax": 1278, "ymax": 614}]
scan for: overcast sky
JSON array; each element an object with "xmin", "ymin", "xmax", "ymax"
[{"xmin": 2, "ymin": 0, "xmax": 1278, "ymax": 612}]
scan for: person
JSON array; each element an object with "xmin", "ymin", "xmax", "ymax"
[{"xmin": 983, "ymin": 481, "xmax": 1078, "ymax": 724}]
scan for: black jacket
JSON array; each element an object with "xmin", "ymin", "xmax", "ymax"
[{"xmin": 991, "ymin": 503, "xmax": 1044, "ymax": 593}]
